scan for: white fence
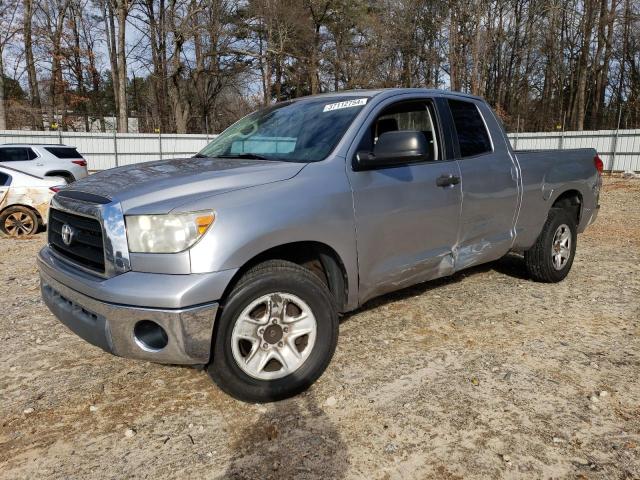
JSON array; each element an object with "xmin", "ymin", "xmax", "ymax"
[
  {"xmin": 1, "ymin": 127, "xmax": 639, "ymax": 172},
  {"xmin": 0, "ymin": 130, "xmax": 214, "ymax": 171},
  {"xmin": 510, "ymin": 129, "xmax": 640, "ymax": 172}
]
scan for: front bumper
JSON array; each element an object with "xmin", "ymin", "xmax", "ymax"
[{"xmin": 40, "ymin": 268, "xmax": 218, "ymax": 365}]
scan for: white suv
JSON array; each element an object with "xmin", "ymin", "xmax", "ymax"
[{"xmin": 0, "ymin": 144, "xmax": 88, "ymax": 183}]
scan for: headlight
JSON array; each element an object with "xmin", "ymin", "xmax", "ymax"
[{"xmin": 125, "ymin": 211, "xmax": 215, "ymax": 253}]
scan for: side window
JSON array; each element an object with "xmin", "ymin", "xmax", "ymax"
[
  {"xmin": 44, "ymin": 147, "xmax": 83, "ymax": 159},
  {"xmin": 0, "ymin": 172, "xmax": 10, "ymax": 185},
  {"xmin": 357, "ymin": 100, "xmax": 440, "ymax": 161},
  {"xmin": 0, "ymin": 148, "xmax": 32, "ymax": 162},
  {"xmin": 448, "ymin": 99, "xmax": 492, "ymax": 157},
  {"xmin": 27, "ymin": 148, "xmax": 38, "ymax": 160}
]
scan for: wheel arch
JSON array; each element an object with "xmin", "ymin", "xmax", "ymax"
[
  {"xmin": 219, "ymin": 241, "xmax": 349, "ymax": 313},
  {"xmin": 551, "ymin": 189, "xmax": 583, "ymax": 224},
  {"xmin": 44, "ymin": 170, "xmax": 75, "ymax": 183}
]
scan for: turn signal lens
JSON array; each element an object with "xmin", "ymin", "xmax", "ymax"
[{"xmin": 196, "ymin": 214, "xmax": 215, "ymax": 235}]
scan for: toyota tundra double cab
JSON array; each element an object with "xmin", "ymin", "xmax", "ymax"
[{"xmin": 38, "ymin": 89, "xmax": 602, "ymax": 402}]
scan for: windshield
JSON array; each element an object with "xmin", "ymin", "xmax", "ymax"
[{"xmin": 197, "ymin": 96, "xmax": 370, "ymax": 162}]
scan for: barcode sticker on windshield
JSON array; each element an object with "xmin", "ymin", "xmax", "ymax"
[{"xmin": 323, "ymin": 98, "xmax": 368, "ymax": 112}]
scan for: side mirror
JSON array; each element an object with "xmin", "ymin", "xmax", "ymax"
[{"xmin": 355, "ymin": 131, "xmax": 428, "ymax": 170}]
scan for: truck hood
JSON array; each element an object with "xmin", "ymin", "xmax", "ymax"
[{"xmin": 63, "ymin": 157, "xmax": 305, "ymax": 214}]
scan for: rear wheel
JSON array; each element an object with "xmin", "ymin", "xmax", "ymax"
[
  {"xmin": 0, "ymin": 206, "xmax": 39, "ymax": 237},
  {"xmin": 207, "ymin": 260, "xmax": 339, "ymax": 402},
  {"xmin": 524, "ymin": 208, "xmax": 577, "ymax": 282}
]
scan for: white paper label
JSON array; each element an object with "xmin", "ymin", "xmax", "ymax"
[{"xmin": 323, "ymin": 98, "xmax": 368, "ymax": 112}]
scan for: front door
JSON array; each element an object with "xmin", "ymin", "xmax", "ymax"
[{"xmin": 348, "ymin": 98, "xmax": 462, "ymax": 303}]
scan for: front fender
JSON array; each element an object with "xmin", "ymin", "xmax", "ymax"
[{"xmin": 185, "ymin": 159, "xmax": 359, "ymax": 309}]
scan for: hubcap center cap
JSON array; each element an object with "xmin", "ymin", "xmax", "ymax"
[{"xmin": 263, "ymin": 324, "xmax": 283, "ymax": 344}]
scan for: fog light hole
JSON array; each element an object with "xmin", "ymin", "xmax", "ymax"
[{"xmin": 134, "ymin": 320, "xmax": 168, "ymax": 352}]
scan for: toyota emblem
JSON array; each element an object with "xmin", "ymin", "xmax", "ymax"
[{"xmin": 61, "ymin": 224, "xmax": 75, "ymax": 246}]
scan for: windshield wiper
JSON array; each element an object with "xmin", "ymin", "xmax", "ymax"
[
  {"xmin": 193, "ymin": 153, "xmax": 208, "ymax": 158},
  {"xmin": 215, "ymin": 153, "xmax": 270, "ymax": 160}
]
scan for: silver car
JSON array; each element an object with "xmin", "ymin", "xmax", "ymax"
[
  {"xmin": 0, "ymin": 144, "xmax": 88, "ymax": 183},
  {"xmin": 0, "ymin": 166, "xmax": 65, "ymax": 237}
]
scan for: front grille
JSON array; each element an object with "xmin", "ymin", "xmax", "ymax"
[{"xmin": 48, "ymin": 209, "xmax": 105, "ymax": 273}]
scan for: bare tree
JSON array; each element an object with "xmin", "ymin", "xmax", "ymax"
[
  {"xmin": 0, "ymin": 0, "xmax": 21, "ymax": 130},
  {"xmin": 2, "ymin": 0, "xmax": 640, "ymax": 133},
  {"xmin": 23, "ymin": 0, "xmax": 43, "ymax": 129}
]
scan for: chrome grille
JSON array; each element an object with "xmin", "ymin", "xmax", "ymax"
[{"xmin": 48, "ymin": 208, "xmax": 105, "ymax": 273}]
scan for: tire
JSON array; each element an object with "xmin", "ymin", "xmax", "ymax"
[
  {"xmin": 207, "ymin": 260, "xmax": 339, "ymax": 403},
  {"xmin": 0, "ymin": 206, "xmax": 39, "ymax": 237},
  {"xmin": 62, "ymin": 173, "xmax": 76, "ymax": 184},
  {"xmin": 524, "ymin": 207, "xmax": 577, "ymax": 283}
]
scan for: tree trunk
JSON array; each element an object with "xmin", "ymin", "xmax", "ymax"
[
  {"xmin": 539, "ymin": 0, "xmax": 560, "ymax": 130},
  {"xmin": 23, "ymin": 0, "xmax": 43, "ymax": 130},
  {"xmin": 571, "ymin": 0, "xmax": 597, "ymax": 130},
  {"xmin": 49, "ymin": 31, "xmax": 64, "ymax": 130},
  {"xmin": 104, "ymin": 0, "xmax": 120, "ymax": 130},
  {"xmin": 70, "ymin": 7, "xmax": 89, "ymax": 131},
  {"xmin": 590, "ymin": 0, "xmax": 617, "ymax": 129},
  {"xmin": 0, "ymin": 52, "xmax": 6, "ymax": 130},
  {"xmin": 116, "ymin": 0, "xmax": 128, "ymax": 133},
  {"xmin": 448, "ymin": 6, "xmax": 460, "ymax": 91}
]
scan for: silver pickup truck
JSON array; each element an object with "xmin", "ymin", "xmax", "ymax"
[{"xmin": 38, "ymin": 89, "xmax": 602, "ymax": 402}]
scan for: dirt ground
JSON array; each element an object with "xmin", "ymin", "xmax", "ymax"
[{"xmin": 0, "ymin": 177, "xmax": 638, "ymax": 480}]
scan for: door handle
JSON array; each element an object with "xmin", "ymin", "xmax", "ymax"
[{"xmin": 436, "ymin": 174, "xmax": 460, "ymax": 187}]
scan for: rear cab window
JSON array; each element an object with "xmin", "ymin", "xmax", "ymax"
[
  {"xmin": 0, "ymin": 148, "xmax": 37, "ymax": 161},
  {"xmin": 448, "ymin": 99, "xmax": 492, "ymax": 158},
  {"xmin": 44, "ymin": 147, "xmax": 84, "ymax": 159}
]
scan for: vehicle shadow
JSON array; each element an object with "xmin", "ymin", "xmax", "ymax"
[
  {"xmin": 220, "ymin": 392, "xmax": 348, "ymax": 480},
  {"xmin": 343, "ymin": 252, "xmax": 530, "ymax": 320}
]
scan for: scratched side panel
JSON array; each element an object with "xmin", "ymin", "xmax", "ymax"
[{"xmin": 2, "ymin": 186, "xmax": 54, "ymax": 225}]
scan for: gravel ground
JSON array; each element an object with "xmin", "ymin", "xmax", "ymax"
[{"xmin": 1, "ymin": 177, "xmax": 639, "ymax": 480}]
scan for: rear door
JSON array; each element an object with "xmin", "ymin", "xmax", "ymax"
[
  {"xmin": 0, "ymin": 147, "xmax": 39, "ymax": 176},
  {"xmin": 445, "ymin": 98, "xmax": 519, "ymax": 270},
  {"xmin": 347, "ymin": 95, "xmax": 462, "ymax": 303}
]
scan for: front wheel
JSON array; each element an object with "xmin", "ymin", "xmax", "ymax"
[
  {"xmin": 524, "ymin": 208, "xmax": 577, "ymax": 282},
  {"xmin": 207, "ymin": 260, "xmax": 339, "ymax": 402}
]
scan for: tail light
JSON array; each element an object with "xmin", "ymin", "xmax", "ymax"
[
  {"xmin": 594, "ymin": 154, "xmax": 603, "ymax": 174},
  {"xmin": 72, "ymin": 159, "xmax": 87, "ymax": 167},
  {"xmin": 50, "ymin": 186, "xmax": 64, "ymax": 193}
]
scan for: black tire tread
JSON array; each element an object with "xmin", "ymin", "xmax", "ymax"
[
  {"xmin": 230, "ymin": 259, "xmax": 332, "ymax": 303},
  {"xmin": 208, "ymin": 259, "xmax": 338, "ymax": 403},
  {"xmin": 524, "ymin": 208, "xmax": 576, "ymax": 283}
]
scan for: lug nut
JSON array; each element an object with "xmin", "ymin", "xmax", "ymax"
[
  {"xmin": 263, "ymin": 343, "xmax": 269, "ymax": 349},
  {"xmin": 283, "ymin": 327, "xmax": 289, "ymax": 333},
  {"xmin": 278, "ymin": 341, "xmax": 284, "ymax": 347},
  {"xmin": 258, "ymin": 328, "xmax": 265, "ymax": 334},
  {"xmin": 271, "ymin": 318, "xmax": 278, "ymax": 324}
]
